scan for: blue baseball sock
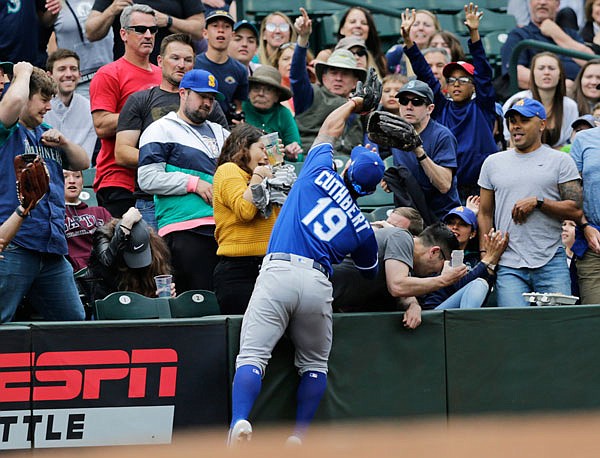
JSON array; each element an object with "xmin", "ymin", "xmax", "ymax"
[
  {"xmin": 230, "ymin": 364, "xmax": 262, "ymax": 428},
  {"xmin": 294, "ymin": 371, "xmax": 327, "ymax": 438}
]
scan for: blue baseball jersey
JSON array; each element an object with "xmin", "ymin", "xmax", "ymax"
[{"xmin": 267, "ymin": 143, "xmax": 379, "ymax": 277}]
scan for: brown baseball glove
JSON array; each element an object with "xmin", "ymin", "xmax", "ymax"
[
  {"xmin": 14, "ymin": 153, "xmax": 50, "ymax": 216},
  {"xmin": 366, "ymin": 111, "xmax": 423, "ymax": 151}
]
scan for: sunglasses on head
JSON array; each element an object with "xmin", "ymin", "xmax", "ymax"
[
  {"xmin": 351, "ymin": 48, "xmax": 367, "ymax": 57},
  {"xmin": 446, "ymin": 76, "xmax": 472, "ymax": 85},
  {"xmin": 279, "ymin": 42, "xmax": 296, "ymax": 50},
  {"xmin": 265, "ymin": 22, "xmax": 290, "ymax": 33},
  {"xmin": 397, "ymin": 95, "xmax": 427, "ymax": 107},
  {"xmin": 125, "ymin": 25, "xmax": 159, "ymax": 35}
]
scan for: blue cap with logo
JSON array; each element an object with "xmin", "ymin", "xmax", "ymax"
[
  {"xmin": 234, "ymin": 20, "xmax": 259, "ymax": 38},
  {"xmin": 443, "ymin": 206, "xmax": 478, "ymax": 230},
  {"xmin": 347, "ymin": 146, "xmax": 385, "ymax": 196},
  {"xmin": 504, "ymin": 98, "xmax": 546, "ymax": 120},
  {"xmin": 180, "ymin": 69, "xmax": 225, "ymax": 101},
  {"xmin": 396, "ymin": 79, "xmax": 434, "ymax": 104},
  {"xmin": 205, "ymin": 9, "xmax": 235, "ymax": 25}
]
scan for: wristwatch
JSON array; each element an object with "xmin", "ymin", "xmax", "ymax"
[
  {"xmin": 486, "ymin": 262, "xmax": 497, "ymax": 273},
  {"xmin": 536, "ymin": 197, "xmax": 544, "ymax": 209}
]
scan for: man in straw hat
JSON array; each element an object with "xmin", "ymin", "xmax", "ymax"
[
  {"xmin": 291, "ymin": 8, "xmax": 367, "ymax": 154},
  {"xmin": 243, "ymin": 65, "xmax": 302, "ymax": 160}
]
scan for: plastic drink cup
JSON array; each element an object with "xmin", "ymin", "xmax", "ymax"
[
  {"xmin": 450, "ymin": 250, "xmax": 464, "ymax": 267},
  {"xmin": 154, "ymin": 275, "xmax": 172, "ymax": 298},
  {"xmin": 260, "ymin": 132, "xmax": 282, "ymax": 165}
]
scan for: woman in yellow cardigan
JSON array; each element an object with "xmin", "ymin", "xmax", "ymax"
[{"xmin": 213, "ymin": 124, "xmax": 279, "ymax": 314}]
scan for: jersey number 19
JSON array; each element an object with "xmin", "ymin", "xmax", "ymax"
[{"xmin": 302, "ymin": 197, "xmax": 348, "ymax": 242}]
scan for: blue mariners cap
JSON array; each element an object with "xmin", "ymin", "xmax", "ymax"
[
  {"xmin": 347, "ymin": 146, "xmax": 385, "ymax": 196},
  {"xmin": 443, "ymin": 206, "xmax": 478, "ymax": 230},
  {"xmin": 505, "ymin": 98, "xmax": 546, "ymax": 120},
  {"xmin": 205, "ymin": 9, "xmax": 235, "ymax": 25},
  {"xmin": 234, "ymin": 19, "xmax": 258, "ymax": 38},
  {"xmin": 179, "ymin": 69, "xmax": 225, "ymax": 101},
  {"xmin": 396, "ymin": 79, "xmax": 434, "ymax": 104}
]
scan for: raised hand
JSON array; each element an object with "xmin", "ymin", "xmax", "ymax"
[
  {"xmin": 401, "ymin": 8, "xmax": 416, "ymax": 47},
  {"xmin": 464, "ymin": 3, "xmax": 483, "ymax": 34},
  {"xmin": 295, "ymin": 7, "xmax": 313, "ymax": 42}
]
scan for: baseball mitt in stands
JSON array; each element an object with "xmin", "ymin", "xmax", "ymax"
[
  {"xmin": 367, "ymin": 111, "xmax": 423, "ymax": 151},
  {"xmin": 14, "ymin": 153, "xmax": 50, "ymax": 216}
]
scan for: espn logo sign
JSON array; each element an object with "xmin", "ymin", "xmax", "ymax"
[{"xmin": 0, "ymin": 349, "xmax": 178, "ymax": 402}]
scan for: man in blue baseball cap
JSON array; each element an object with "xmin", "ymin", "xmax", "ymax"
[
  {"xmin": 137, "ymin": 68, "xmax": 230, "ymax": 293},
  {"xmin": 478, "ymin": 97, "xmax": 583, "ymax": 307}
]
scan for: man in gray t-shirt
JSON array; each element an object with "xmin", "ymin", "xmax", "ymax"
[
  {"xmin": 478, "ymin": 98, "xmax": 583, "ymax": 307},
  {"xmin": 332, "ymin": 224, "xmax": 465, "ymax": 329}
]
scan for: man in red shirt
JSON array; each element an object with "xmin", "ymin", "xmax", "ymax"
[{"xmin": 90, "ymin": 4, "xmax": 162, "ymax": 217}]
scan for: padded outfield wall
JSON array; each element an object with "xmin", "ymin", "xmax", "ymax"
[{"xmin": 2, "ymin": 306, "xmax": 600, "ymax": 450}]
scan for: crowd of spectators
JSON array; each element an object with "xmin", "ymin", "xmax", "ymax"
[{"xmin": 0, "ymin": 0, "xmax": 600, "ymax": 324}]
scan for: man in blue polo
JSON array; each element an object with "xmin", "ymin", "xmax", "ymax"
[
  {"xmin": 0, "ymin": 62, "xmax": 90, "ymax": 322},
  {"xmin": 227, "ymin": 81, "xmax": 384, "ymax": 446}
]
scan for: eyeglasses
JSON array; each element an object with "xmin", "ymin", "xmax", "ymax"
[
  {"xmin": 397, "ymin": 96, "xmax": 427, "ymax": 107},
  {"xmin": 279, "ymin": 42, "xmax": 296, "ymax": 50},
  {"xmin": 265, "ymin": 22, "xmax": 290, "ymax": 33},
  {"xmin": 446, "ymin": 76, "xmax": 473, "ymax": 85},
  {"xmin": 350, "ymin": 48, "xmax": 367, "ymax": 57},
  {"xmin": 439, "ymin": 248, "xmax": 448, "ymax": 262},
  {"xmin": 125, "ymin": 25, "xmax": 159, "ymax": 35}
]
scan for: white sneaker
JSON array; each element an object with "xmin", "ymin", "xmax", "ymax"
[
  {"xmin": 285, "ymin": 435, "xmax": 302, "ymax": 447},
  {"xmin": 227, "ymin": 419, "xmax": 252, "ymax": 447}
]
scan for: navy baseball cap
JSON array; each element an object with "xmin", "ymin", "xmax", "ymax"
[
  {"xmin": 121, "ymin": 219, "xmax": 152, "ymax": 269},
  {"xmin": 347, "ymin": 146, "xmax": 385, "ymax": 195},
  {"xmin": 234, "ymin": 20, "xmax": 258, "ymax": 38},
  {"xmin": 396, "ymin": 80, "xmax": 434, "ymax": 104},
  {"xmin": 443, "ymin": 206, "xmax": 478, "ymax": 230},
  {"xmin": 180, "ymin": 69, "xmax": 225, "ymax": 101},
  {"xmin": 505, "ymin": 98, "xmax": 547, "ymax": 120},
  {"xmin": 205, "ymin": 9, "xmax": 235, "ymax": 26},
  {"xmin": 571, "ymin": 114, "xmax": 595, "ymax": 129}
]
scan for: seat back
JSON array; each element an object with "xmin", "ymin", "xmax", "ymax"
[
  {"xmin": 169, "ymin": 290, "xmax": 221, "ymax": 318},
  {"xmin": 94, "ymin": 292, "xmax": 172, "ymax": 320}
]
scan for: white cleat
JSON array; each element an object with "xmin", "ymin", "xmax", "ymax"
[
  {"xmin": 285, "ymin": 435, "xmax": 303, "ymax": 447},
  {"xmin": 227, "ymin": 419, "xmax": 253, "ymax": 447}
]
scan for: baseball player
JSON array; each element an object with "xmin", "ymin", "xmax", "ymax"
[{"xmin": 227, "ymin": 68, "xmax": 384, "ymax": 446}]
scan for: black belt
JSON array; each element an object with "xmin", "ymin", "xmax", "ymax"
[{"xmin": 268, "ymin": 253, "xmax": 329, "ymax": 279}]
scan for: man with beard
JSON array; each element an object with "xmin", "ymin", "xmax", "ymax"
[
  {"xmin": 115, "ymin": 33, "xmax": 227, "ymax": 230},
  {"xmin": 137, "ymin": 69, "xmax": 229, "ymax": 291}
]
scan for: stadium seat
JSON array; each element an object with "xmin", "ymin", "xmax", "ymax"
[
  {"xmin": 79, "ymin": 188, "xmax": 98, "ymax": 207},
  {"xmin": 421, "ymin": 0, "xmax": 470, "ymax": 14},
  {"xmin": 357, "ymin": 185, "xmax": 394, "ymax": 210},
  {"xmin": 82, "ymin": 167, "xmax": 96, "ymax": 187},
  {"xmin": 290, "ymin": 160, "xmax": 304, "ymax": 177},
  {"xmin": 482, "ymin": 31, "xmax": 509, "ymax": 68},
  {"xmin": 169, "ymin": 290, "xmax": 221, "ymax": 318},
  {"xmin": 95, "ymin": 292, "xmax": 172, "ymax": 320},
  {"xmin": 452, "ymin": 8, "xmax": 516, "ymax": 36},
  {"xmin": 369, "ymin": 205, "xmax": 395, "ymax": 222},
  {"xmin": 436, "ymin": 14, "xmax": 457, "ymax": 35}
]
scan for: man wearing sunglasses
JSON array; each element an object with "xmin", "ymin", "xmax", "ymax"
[
  {"xmin": 386, "ymin": 80, "xmax": 461, "ymax": 220},
  {"xmin": 86, "ymin": 0, "xmax": 206, "ymax": 65},
  {"xmin": 90, "ymin": 4, "xmax": 162, "ymax": 217}
]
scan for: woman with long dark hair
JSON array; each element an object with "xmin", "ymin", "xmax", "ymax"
[
  {"xmin": 503, "ymin": 52, "xmax": 578, "ymax": 148},
  {"xmin": 570, "ymin": 58, "xmax": 600, "ymax": 115},
  {"xmin": 87, "ymin": 208, "xmax": 173, "ymax": 302},
  {"xmin": 337, "ymin": 6, "xmax": 387, "ymax": 77},
  {"xmin": 212, "ymin": 124, "xmax": 285, "ymax": 314}
]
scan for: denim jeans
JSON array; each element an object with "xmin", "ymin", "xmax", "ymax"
[
  {"xmin": 135, "ymin": 198, "xmax": 158, "ymax": 232},
  {"xmin": 435, "ymin": 278, "xmax": 489, "ymax": 310},
  {"xmin": 0, "ymin": 244, "xmax": 85, "ymax": 322},
  {"xmin": 496, "ymin": 247, "xmax": 571, "ymax": 307}
]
